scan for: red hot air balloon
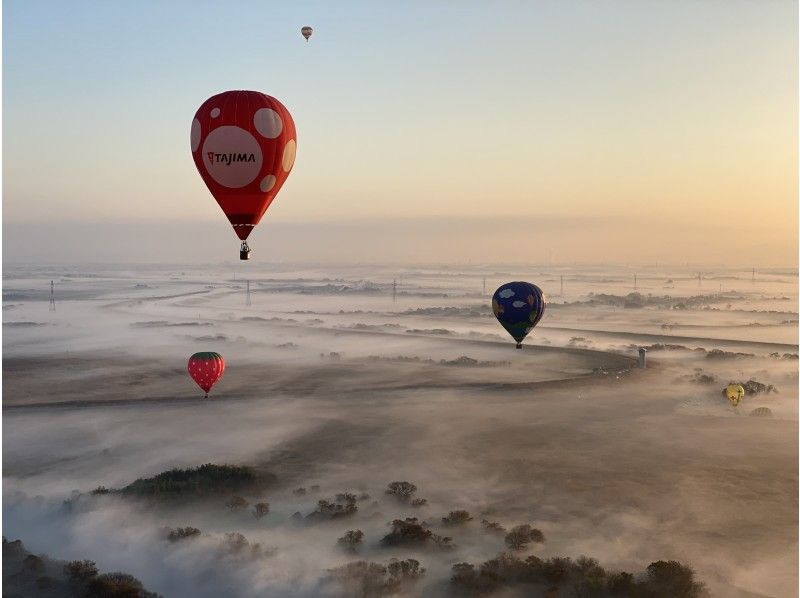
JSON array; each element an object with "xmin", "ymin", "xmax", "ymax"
[
  {"xmin": 187, "ymin": 352, "xmax": 225, "ymax": 398},
  {"xmin": 190, "ymin": 91, "xmax": 297, "ymax": 260}
]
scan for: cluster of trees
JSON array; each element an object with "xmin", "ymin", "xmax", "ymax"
[
  {"xmin": 3, "ymin": 536, "xmax": 162, "ymax": 598},
  {"xmin": 292, "ymin": 485, "xmax": 320, "ymax": 496},
  {"xmin": 115, "ymin": 464, "xmax": 271, "ymax": 500},
  {"xmin": 325, "ymin": 558, "xmax": 424, "ymax": 597},
  {"xmin": 385, "ymin": 481, "xmax": 429, "ymax": 507},
  {"xmin": 706, "ymin": 349, "xmax": 754, "ymax": 360},
  {"xmin": 380, "ymin": 518, "xmax": 453, "ymax": 550},
  {"xmin": 580, "ymin": 292, "xmax": 740, "ymax": 311},
  {"xmin": 768, "ymin": 352, "xmax": 798, "ymax": 360},
  {"xmin": 442, "ymin": 510, "xmax": 473, "ymax": 526},
  {"xmin": 504, "ymin": 524, "xmax": 545, "ymax": 551},
  {"xmin": 165, "ymin": 527, "xmax": 201, "ymax": 543},
  {"xmin": 451, "ymin": 552, "xmax": 706, "ymax": 597},
  {"xmin": 305, "ymin": 494, "xmax": 359, "ymax": 522},
  {"xmin": 337, "ymin": 530, "xmax": 364, "ymax": 553},
  {"xmin": 385, "ymin": 481, "xmax": 417, "ymax": 502},
  {"xmin": 219, "ymin": 532, "xmax": 275, "ymax": 560}
]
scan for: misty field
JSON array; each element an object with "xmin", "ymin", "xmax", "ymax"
[{"xmin": 3, "ymin": 264, "xmax": 797, "ymax": 597}]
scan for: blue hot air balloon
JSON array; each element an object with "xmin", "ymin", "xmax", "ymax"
[{"xmin": 492, "ymin": 281, "xmax": 546, "ymax": 348}]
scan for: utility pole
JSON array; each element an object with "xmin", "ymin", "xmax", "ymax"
[
  {"xmin": 49, "ymin": 280, "xmax": 56, "ymax": 312},
  {"xmin": 698, "ymin": 272, "xmax": 702, "ymax": 287},
  {"xmin": 560, "ymin": 275, "xmax": 564, "ymax": 297},
  {"xmin": 392, "ymin": 279, "xmax": 397, "ymax": 303},
  {"xmin": 482, "ymin": 277, "xmax": 486, "ymax": 296},
  {"xmin": 634, "ymin": 274, "xmax": 637, "ymax": 290},
  {"xmin": 752, "ymin": 268, "xmax": 755, "ymax": 282},
  {"xmin": 245, "ymin": 280, "xmax": 251, "ymax": 306}
]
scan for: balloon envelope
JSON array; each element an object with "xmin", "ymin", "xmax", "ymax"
[
  {"xmin": 492, "ymin": 282, "xmax": 546, "ymax": 347},
  {"xmin": 190, "ymin": 90, "xmax": 297, "ymax": 241},
  {"xmin": 725, "ymin": 383, "xmax": 745, "ymax": 406},
  {"xmin": 301, "ymin": 26, "xmax": 313, "ymax": 40},
  {"xmin": 188, "ymin": 351, "xmax": 225, "ymax": 397}
]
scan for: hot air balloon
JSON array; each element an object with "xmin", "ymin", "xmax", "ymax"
[
  {"xmin": 190, "ymin": 91, "xmax": 297, "ymax": 260},
  {"xmin": 301, "ymin": 26, "xmax": 313, "ymax": 41},
  {"xmin": 725, "ymin": 383, "xmax": 745, "ymax": 407},
  {"xmin": 492, "ymin": 282, "xmax": 546, "ymax": 348},
  {"xmin": 188, "ymin": 352, "xmax": 225, "ymax": 398}
]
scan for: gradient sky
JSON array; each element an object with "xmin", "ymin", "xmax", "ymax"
[{"xmin": 3, "ymin": 0, "xmax": 797, "ymax": 265}]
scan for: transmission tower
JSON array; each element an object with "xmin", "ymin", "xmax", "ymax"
[
  {"xmin": 246, "ymin": 280, "xmax": 251, "ymax": 306},
  {"xmin": 49, "ymin": 280, "xmax": 56, "ymax": 311}
]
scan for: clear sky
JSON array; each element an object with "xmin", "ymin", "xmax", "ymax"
[{"xmin": 3, "ymin": 0, "xmax": 797, "ymax": 265}]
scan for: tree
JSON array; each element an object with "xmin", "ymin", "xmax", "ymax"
[
  {"xmin": 385, "ymin": 481, "xmax": 417, "ymax": 502},
  {"xmin": 226, "ymin": 495, "xmax": 249, "ymax": 511},
  {"xmin": 504, "ymin": 524, "xmax": 545, "ymax": 551},
  {"xmin": 337, "ymin": 530, "xmax": 364, "ymax": 553},
  {"xmin": 252, "ymin": 502, "xmax": 270, "ymax": 519}
]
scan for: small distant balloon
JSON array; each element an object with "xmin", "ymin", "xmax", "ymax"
[
  {"xmin": 301, "ymin": 26, "xmax": 313, "ymax": 41},
  {"xmin": 188, "ymin": 352, "xmax": 225, "ymax": 398},
  {"xmin": 725, "ymin": 383, "xmax": 745, "ymax": 407},
  {"xmin": 492, "ymin": 282, "xmax": 546, "ymax": 349}
]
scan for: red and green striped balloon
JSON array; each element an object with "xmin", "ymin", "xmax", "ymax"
[{"xmin": 187, "ymin": 352, "xmax": 225, "ymax": 398}]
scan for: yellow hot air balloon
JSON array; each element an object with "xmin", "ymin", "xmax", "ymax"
[
  {"xmin": 725, "ymin": 383, "xmax": 745, "ymax": 407},
  {"xmin": 301, "ymin": 26, "xmax": 313, "ymax": 41}
]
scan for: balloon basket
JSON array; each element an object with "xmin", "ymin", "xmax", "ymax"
[
  {"xmin": 516, "ymin": 343, "xmax": 522, "ymax": 349},
  {"xmin": 240, "ymin": 242, "xmax": 251, "ymax": 261}
]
